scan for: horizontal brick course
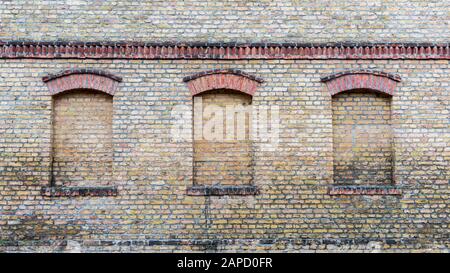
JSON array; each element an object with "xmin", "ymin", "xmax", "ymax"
[{"xmin": 0, "ymin": 41, "xmax": 449, "ymax": 60}]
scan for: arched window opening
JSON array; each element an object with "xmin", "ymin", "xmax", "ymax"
[
  {"xmin": 184, "ymin": 69, "xmax": 263, "ymax": 195},
  {"xmin": 332, "ymin": 90, "xmax": 393, "ymax": 185},
  {"xmin": 193, "ymin": 90, "xmax": 254, "ymax": 186},
  {"xmin": 51, "ymin": 89, "xmax": 113, "ymax": 187}
]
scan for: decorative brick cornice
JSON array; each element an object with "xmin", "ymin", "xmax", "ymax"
[
  {"xmin": 41, "ymin": 186, "xmax": 118, "ymax": 197},
  {"xmin": 321, "ymin": 69, "xmax": 401, "ymax": 96},
  {"xmin": 328, "ymin": 185, "xmax": 402, "ymax": 195},
  {"xmin": 187, "ymin": 185, "xmax": 260, "ymax": 196},
  {"xmin": 42, "ymin": 68, "xmax": 121, "ymax": 96},
  {"xmin": 184, "ymin": 69, "xmax": 263, "ymax": 96},
  {"xmin": 0, "ymin": 41, "xmax": 448, "ymax": 60}
]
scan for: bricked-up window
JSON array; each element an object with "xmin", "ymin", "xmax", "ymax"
[
  {"xmin": 332, "ymin": 90, "xmax": 393, "ymax": 185},
  {"xmin": 183, "ymin": 69, "xmax": 263, "ymax": 195},
  {"xmin": 42, "ymin": 69, "xmax": 121, "ymax": 196},
  {"xmin": 193, "ymin": 90, "xmax": 253, "ymax": 186},
  {"xmin": 322, "ymin": 70, "xmax": 401, "ymax": 195},
  {"xmin": 52, "ymin": 90, "xmax": 113, "ymax": 187}
]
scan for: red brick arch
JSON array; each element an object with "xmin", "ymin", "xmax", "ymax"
[
  {"xmin": 183, "ymin": 69, "xmax": 264, "ymax": 96},
  {"xmin": 321, "ymin": 69, "xmax": 401, "ymax": 96},
  {"xmin": 42, "ymin": 69, "xmax": 122, "ymax": 96}
]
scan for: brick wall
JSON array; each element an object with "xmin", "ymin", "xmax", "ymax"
[
  {"xmin": 0, "ymin": 59, "xmax": 447, "ymax": 252},
  {"xmin": 0, "ymin": 0, "xmax": 448, "ymax": 253},
  {"xmin": 52, "ymin": 90, "xmax": 113, "ymax": 187},
  {"xmin": 0, "ymin": 1, "xmax": 448, "ymax": 43},
  {"xmin": 332, "ymin": 91, "xmax": 393, "ymax": 185}
]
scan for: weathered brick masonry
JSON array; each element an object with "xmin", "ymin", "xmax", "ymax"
[{"xmin": 0, "ymin": 0, "xmax": 449, "ymax": 252}]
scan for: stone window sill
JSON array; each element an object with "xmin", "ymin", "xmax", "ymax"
[
  {"xmin": 41, "ymin": 186, "xmax": 118, "ymax": 197},
  {"xmin": 187, "ymin": 185, "xmax": 259, "ymax": 196},
  {"xmin": 328, "ymin": 185, "xmax": 402, "ymax": 195}
]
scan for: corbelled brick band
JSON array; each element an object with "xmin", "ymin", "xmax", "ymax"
[
  {"xmin": 321, "ymin": 69, "xmax": 401, "ymax": 96},
  {"xmin": 184, "ymin": 69, "xmax": 263, "ymax": 96},
  {"xmin": 42, "ymin": 69, "xmax": 122, "ymax": 96},
  {"xmin": 1, "ymin": 41, "xmax": 449, "ymax": 60}
]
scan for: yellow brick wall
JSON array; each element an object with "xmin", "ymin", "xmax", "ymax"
[
  {"xmin": 0, "ymin": 59, "xmax": 448, "ymax": 252},
  {"xmin": 52, "ymin": 90, "xmax": 113, "ymax": 187},
  {"xmin": 0, "ymin": 1, "xmax": 447, "ymax": 43}
]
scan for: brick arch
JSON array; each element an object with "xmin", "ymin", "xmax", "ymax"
[
  {"xmin": 42, "ymin": 69, "xmax": 122, "ymax": 96},
  {"xmin": 183, "ymin": 69, "xmax": 264, "ymax": 96},
  {"xmin": 321, "ymin": 69, "xmax": 401, "ymax": 96}
]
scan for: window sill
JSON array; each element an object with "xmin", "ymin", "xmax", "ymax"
[
  {"xmin": 187, "ymin": 185, "xmax": 259, "ymax": 196},
  {"xmin": 328, "ymin": 185, "xmax": 402, "ymax": 196},
  {"xmin": 41, "ymin": 186, "xmax": 118, "ymax": 197}
]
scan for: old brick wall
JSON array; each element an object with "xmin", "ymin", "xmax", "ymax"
[
  {"xmin": 0, "ymin": 59, "xmax": 448, "ymax": 252},
  {"xmin": 0, "ymin": 0, "xmax": 449, "ymax": 252},
  {"xmin": 0, "ymin": 0, "xmax": 448, "ymax": 43}
]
